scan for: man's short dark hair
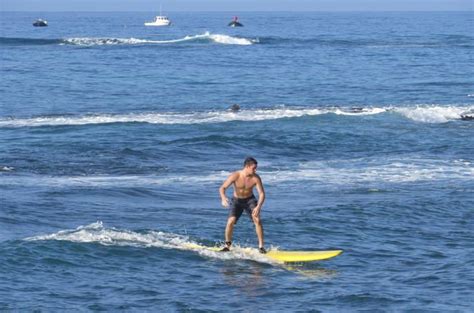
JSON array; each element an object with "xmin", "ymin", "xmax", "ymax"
[{"xmin": 244, "ymin": 157, "xmax": 258, "ymax": 167}]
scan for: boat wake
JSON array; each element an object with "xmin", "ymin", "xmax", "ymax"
[
  {"xmin": 0, "ymin": 33, "xmax": 256, "ymax": 46},
  {"xmin": 62, "ymin": 32, "xmax": 256, "ymax": 46}
]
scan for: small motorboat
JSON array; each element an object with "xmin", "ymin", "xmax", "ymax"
[
  {"xmin": 228, "ymin": 16, "xmax": 243, "ymax": 27},
  {"xmin": 144, "ymin": 15, "xmax": 171, "ymax": 26},
  {"xmin": 33, "ymin": 19, "xmax": 48, "ymax": 27},
  {"xmin": 145, "ymin": 6, "xmax": 171, "ymax": 26}
]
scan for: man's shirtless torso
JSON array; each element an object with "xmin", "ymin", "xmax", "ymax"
[{"xmin": 231, "ymin": 170, "xmax": 260, "ymax": 199}]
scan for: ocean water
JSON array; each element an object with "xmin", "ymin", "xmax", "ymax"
[{"xmin": 1, "ymin": 11, "xmax": 473, "ymax": 311}]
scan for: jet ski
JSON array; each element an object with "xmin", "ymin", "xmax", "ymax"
[{"xmin": 228, "ymin": 16, "xmax": 243, "ymax": 27}]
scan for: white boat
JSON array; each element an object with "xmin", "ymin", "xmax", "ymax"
[{"xmin": 144, "ymin": 6, "xmax": 171, "ymax": 26}]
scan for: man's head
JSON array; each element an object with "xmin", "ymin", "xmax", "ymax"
[{"xmin": 243, "ymin": 157, "xmax": 258, "ymax": 174}]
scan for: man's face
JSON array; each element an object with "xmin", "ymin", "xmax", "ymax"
[{"xmin": 246, "ymin": 164, "xmax": 257, "ymax": 175}]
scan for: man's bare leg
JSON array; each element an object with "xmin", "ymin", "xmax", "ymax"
[
  {"xmin": 223, "ymin": 217, "xmax": 236, "ymax": 250},
  {"xmin": 253, "ymin": 217, "xmax": 264, "ymax": 250}
]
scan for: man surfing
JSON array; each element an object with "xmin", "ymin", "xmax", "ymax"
[{"xmin": 219, "ymin": 157, "xmax": 266, "ymax": 253}]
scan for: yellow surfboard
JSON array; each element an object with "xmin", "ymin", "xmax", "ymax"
[
  {"xmin": 265, "ymin": 250, "xmax": 343, "ymax": 262},
  {"xmin": 183, "ymin": 243, "xmax": 342, "ymax": 263}
]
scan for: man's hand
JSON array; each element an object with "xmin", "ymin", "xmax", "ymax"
[
  {"xmin": 221, "ymin": 197, "xmax": 229, "ymax": 208},
  {"xmin": 252, "ymin": 206, "xmax": 261, "ymax": 218}
]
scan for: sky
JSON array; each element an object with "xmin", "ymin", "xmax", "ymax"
[{"xmin": 0, "ymin": 0, "xmax": 472, "ymax": 12}]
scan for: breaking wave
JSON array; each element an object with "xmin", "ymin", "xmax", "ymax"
[
  {"xmin": 0, "ymin": 108, "xmax": 324, "ymax": 127},
  {"xmin": 0, "ymin": 105, "xmax": 473, "ymax": 128},
  {"xmin": 394, "ymin": 105, "xmax": 473, "ymax": 123},
  {"xmin": 0, "ymin": 107, "xmax": 384, "ymax": 128}
]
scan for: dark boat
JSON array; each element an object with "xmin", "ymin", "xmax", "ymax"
[
  {"xmin": 228, "ymin": 16, "xmax": 243, "ymax": 27},
  {"xmin": 33, "ymin": 19, "xmax": 48, "ymax": 27}
]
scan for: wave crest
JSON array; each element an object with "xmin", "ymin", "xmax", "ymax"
[
  {"xmin": 0, "ymin": 107, "xmax": 383, "ymax": 127},
  {"xmin": 1, "ymin": 105, "xmax": 472, "ymax": 128}
]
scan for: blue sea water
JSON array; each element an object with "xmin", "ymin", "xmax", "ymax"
[{"xmin": 1, "ymin": 11, "xmax": 473, "ymax": 311}]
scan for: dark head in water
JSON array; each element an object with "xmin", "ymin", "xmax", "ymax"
[
  {"xmin": 460, "ymin": 114, "xmax": 474, "ymax": 121},
  {"xmin": 228, "ymin": 16, "xmax": 243, "ymax": 27},
  {"xmin": 229, "ymin": 104, "xmax": 241, "ymax": 112}
]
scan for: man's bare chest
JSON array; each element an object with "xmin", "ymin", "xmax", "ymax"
[{"xmin": 234, "ymin": 177, "xmax": 255, "ymax": 190}]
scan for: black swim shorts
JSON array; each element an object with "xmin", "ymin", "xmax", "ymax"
[{"xmin": 229, "ymin": 195, "xmax": 258, "ymax": 222}]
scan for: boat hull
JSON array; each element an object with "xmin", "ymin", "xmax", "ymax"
[
  {"xmin": 144, "ymin": 22, "xmax": 171, "ymax": 26},
  {"xmin": 33, "ymin": 21, "xmax": 48, "ymax": 27}
]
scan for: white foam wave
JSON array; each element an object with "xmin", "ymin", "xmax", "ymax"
[
  {"xmin": 25, "ymin": 222, "xmax": 275, "ymax": 263},
  {"xmin": 394, "ymin": 105, "xmax": 474, "ymax": 123},
  {"xmin": 0, "ymin": 109, "xmax": 319, "ymax": 127},
  {"xmin": 62, "ymin": 32, "xmax": 256, "ymax": 46},
  {"xmin": 332, "ymin": 107, "xmax": 386, "ymax": 116},
  {"xmin": 3, "ymin": 105, "xmax": 472, "ymax": 128},
  {"xmin": 0, "ymin": 107, "xmax": 388, "ymax": 128}
]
